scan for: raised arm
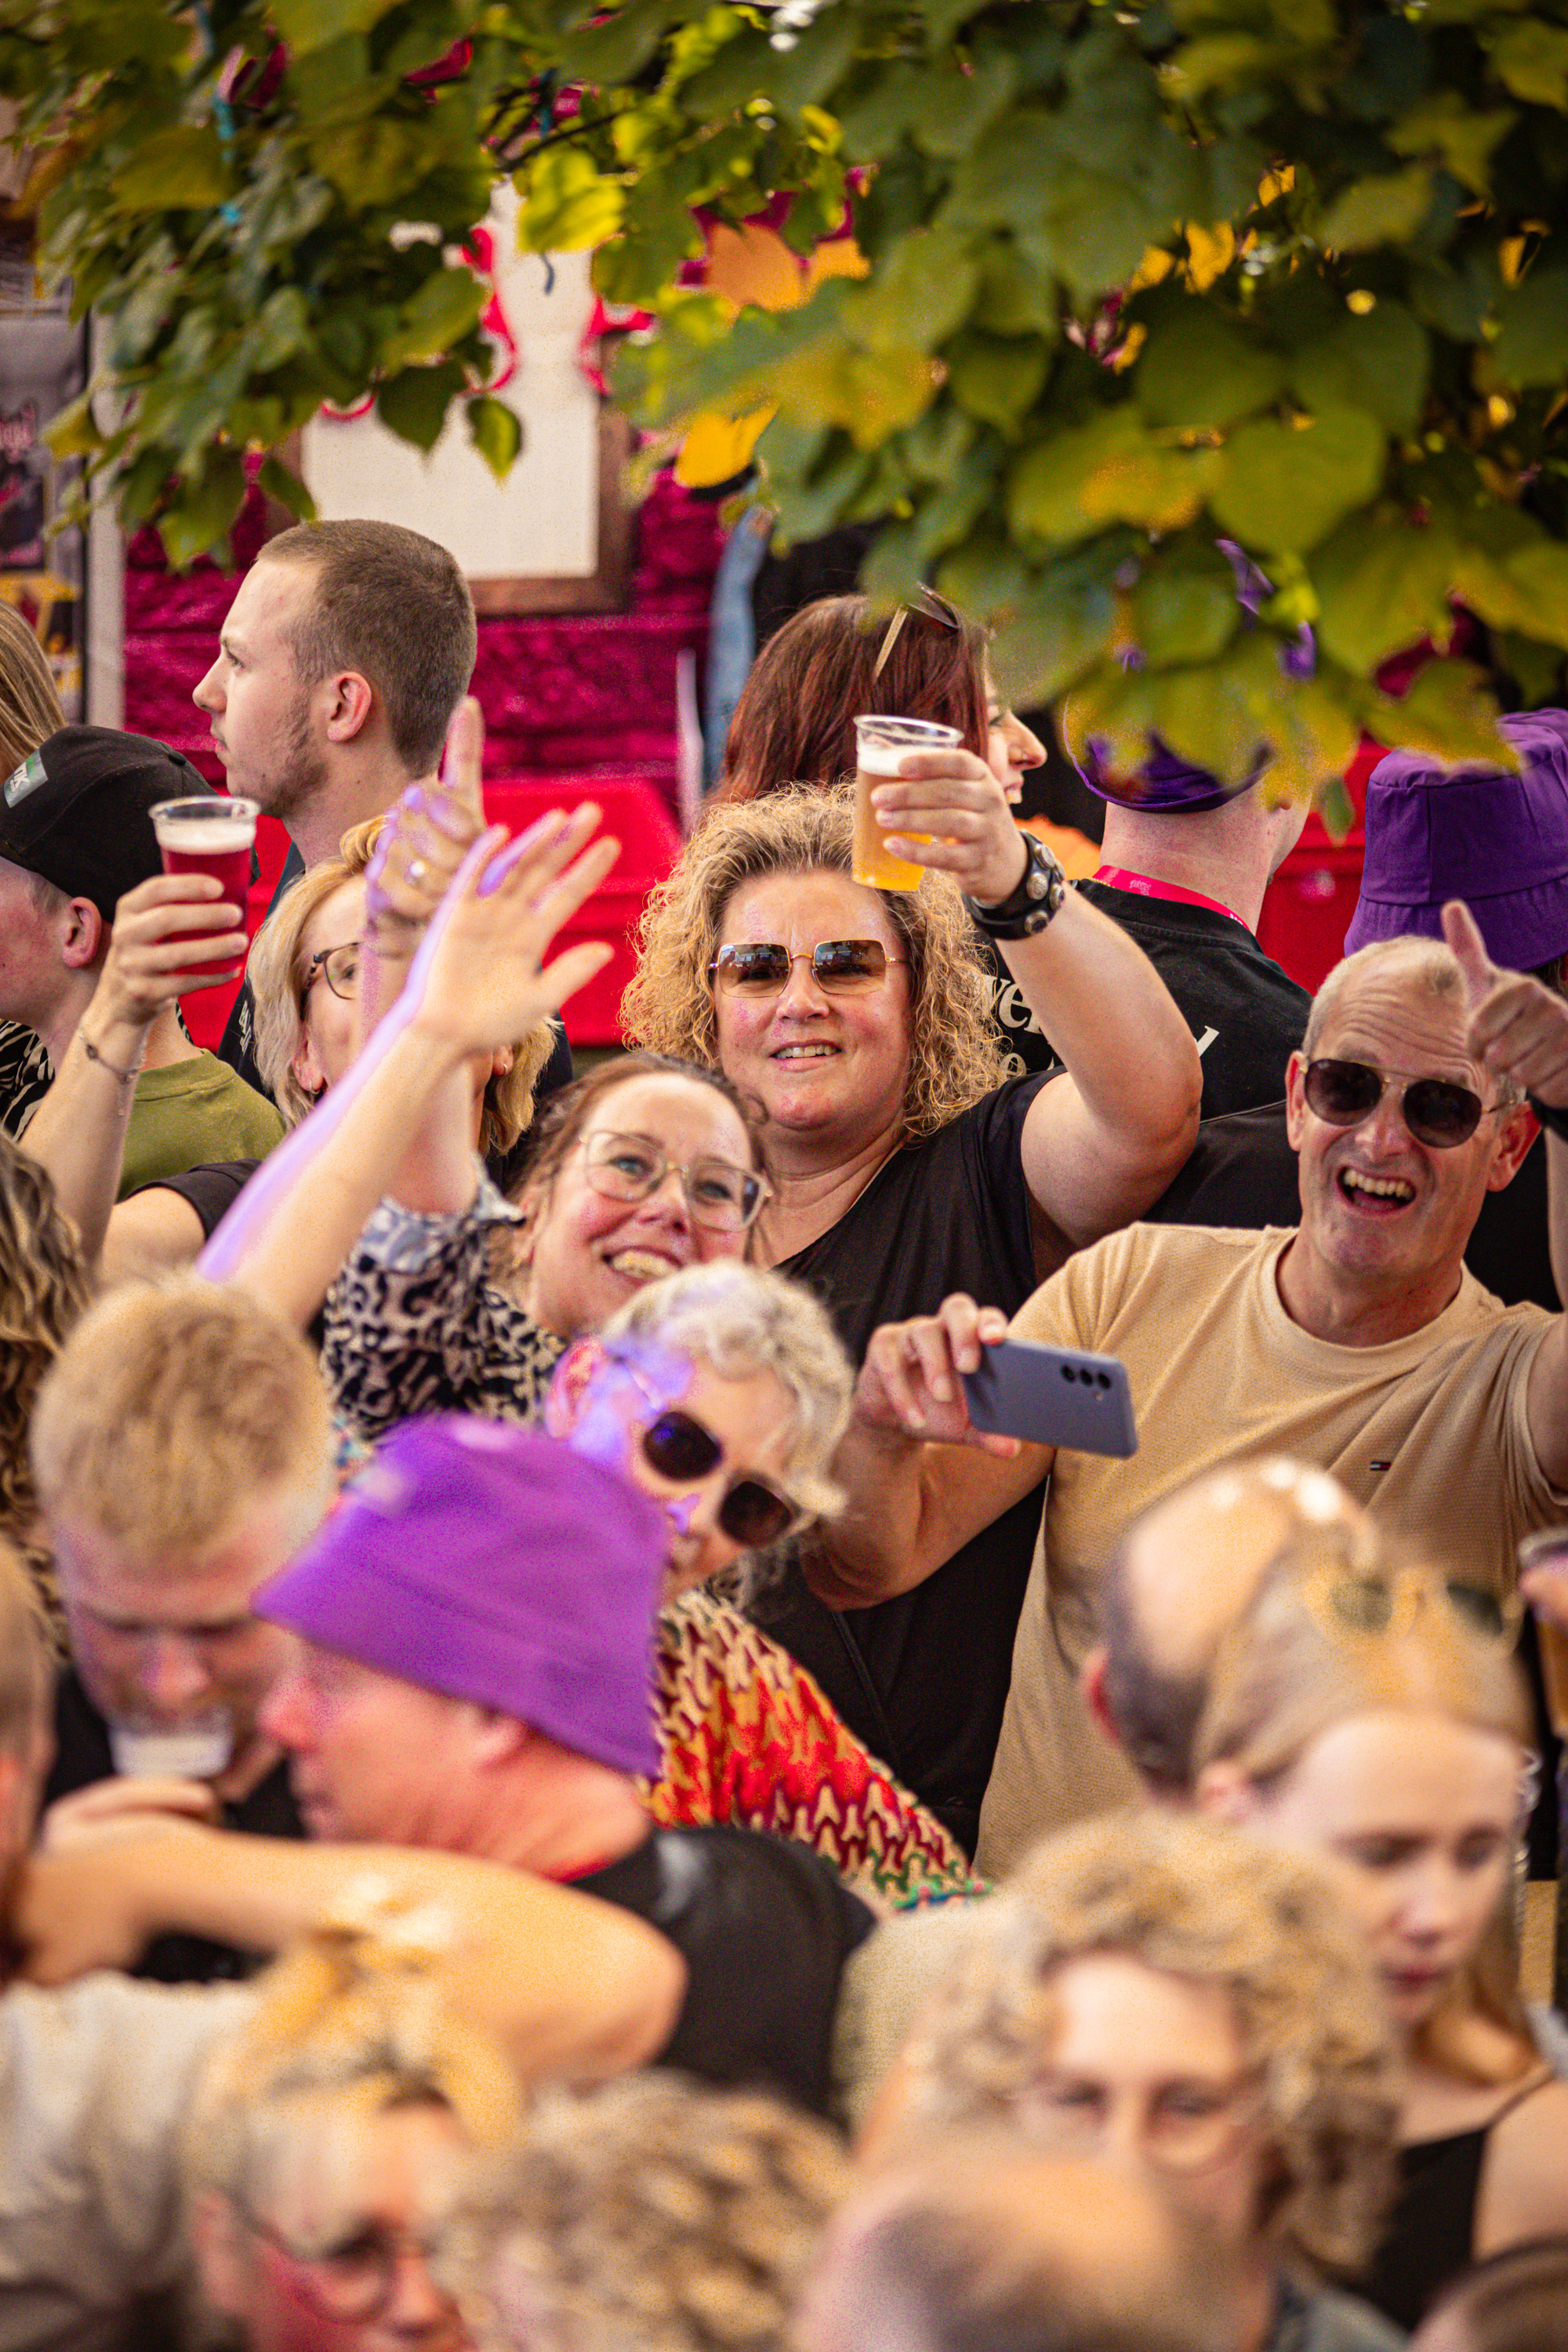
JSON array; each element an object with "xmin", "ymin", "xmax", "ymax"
[
  {"xmin": 873, "ymin": 752, "xmax": 1200, "ymax": 1254},
  {"xmin": 810, "ymin": 1293, "xmax": 1053, "ymax": 1608},
  {"xmin": 16, "ymin": 1827, "xmax": 684, "ymax": 2083},
  {"xmin": 19, "ymin": 875, "xmax": 247, "ymax": 1266},
  {"xmin": 1445, "ymin": 900, "xmax": 1568, "ymax": 1493},
  {"xmin": 201, "ymin": 810, "xmax": 618, "ymax": 1328}
]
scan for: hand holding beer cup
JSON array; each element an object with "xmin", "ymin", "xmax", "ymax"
[{"xmin": 858, "ymin": 714, "xmax": 1029, "ymax": 905}]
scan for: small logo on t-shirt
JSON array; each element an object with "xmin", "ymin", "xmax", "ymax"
[{"xmin": 1369, "ymin": 1459, "xmax": 1392, "ymax": 1474}]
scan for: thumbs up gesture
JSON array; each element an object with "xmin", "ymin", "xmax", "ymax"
[{"xmin": 1441, "ymin": 899, "xmax": 1568, "ymax": 1114}]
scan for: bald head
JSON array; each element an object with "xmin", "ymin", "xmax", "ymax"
[
  {"xmin": 1095, "ymin": 1461, "xmax": 1373, "ymax": 1796},
  {"xmin": 796, "ymin": 2141, "xmax": 1245, "ymax": 2352}
]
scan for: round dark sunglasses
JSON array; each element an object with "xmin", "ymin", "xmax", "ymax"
[
  {"xmin": 709, "ymin": 938, "xmax": 908, "ymax": 997},
  {"xmin": 1303, "ymin": 1057, "xmax": 1504, "ymax": 1149},
  {"xmin": 641, "ymin": 1408, "xmax": 800, "ymax": 1549}
]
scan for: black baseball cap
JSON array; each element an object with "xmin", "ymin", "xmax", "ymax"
[{"xmin": 0, "ymin": 725, "xmax": 216, "ymax": 924}]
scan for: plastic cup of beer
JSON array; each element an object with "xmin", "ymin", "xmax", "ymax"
[
  {"xmin": 108, "ymin": 1708, "xmax": 234, "ymax": 1782},
  {"xmin": 149, "ymin": 794, "xmax": 257, "ymax": 970},
  {"xmin": 852, "ymin": 715, "xmax": 961, "ymax": 893},
  {"xmin": 1519, "ymin": 1526, "xmax": 1568, "ymax": 1737}
]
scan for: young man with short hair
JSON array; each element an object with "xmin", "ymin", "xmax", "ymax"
[
  {"xmin": 0, "ymin": 728, "xmax": 283, "ymax": 1187},
  {"xmin": 29, "ymin": 1279, "xmax": 332, "ymax": 1978}
]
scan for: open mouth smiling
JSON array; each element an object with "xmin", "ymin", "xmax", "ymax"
[{"xmin": 1337, "ymin": 1167, "xmax": 1417, "ymax": 1210}]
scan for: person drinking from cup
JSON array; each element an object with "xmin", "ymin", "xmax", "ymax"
[
  {"xmin": 622, "ymin": 773, "xmax": 1200, "ymax": 1851},
  {"xmin": 2, "ymin": 727, "xmax": 283, "ymax": 1214}
]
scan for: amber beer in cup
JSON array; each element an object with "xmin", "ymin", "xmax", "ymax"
[
  {"xmin": 149, "ymin": 794, "xmax": 258, "ymax": 969},
  {"xmin": 852, "ymin": 714, "xmax": 961, "ymax": 893}
]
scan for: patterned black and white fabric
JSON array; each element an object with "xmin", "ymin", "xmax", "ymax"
[{"xmin": 322, "ymin": 1171, "xmax": 564, "ymax": 1443}]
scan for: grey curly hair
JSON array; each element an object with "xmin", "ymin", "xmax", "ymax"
[
  {"xmin": 900, "ymin": 1809, "xmax": 1397, "ymax": 2280},
  {"xmin": 621, "ymin": 782, "xmax": 1010, "ymax": 1142}
]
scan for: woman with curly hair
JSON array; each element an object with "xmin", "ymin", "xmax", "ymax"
[
  {"xmin": 880, "ymin": 1808, "xmax": 1403, "ymax": 2352},
  {"xmin": 0, "ymin": 1133, "xmax": 89, "ymax": 1623},
  {"xmin": 622, "ymin": 777, "xmax": 1200, "ymax": 1853},
  {"xmin": 1194, "ymin": 1558, "xmax": 1568, "ymax": 2328}
]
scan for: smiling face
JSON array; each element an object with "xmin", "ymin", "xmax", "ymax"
[
  {"xmin": 1285, "ymin": 956, "xmax": 1534, "ymax": 1314},
  {"xmin": 711, "ymin": 869, "xmax": 913, "ymax": 1162},
  {"xmin": 194, "ymin": 557, "xmax": 330, "ymax": 822},
  {"xmin": 1236, "ymin": 1709, "xmax": 1520, "ymax": 2031},
  {"xmin": 1020, "ymin": 1954, "xmax": 1265, "ymax": 2251},
  {"xmin": 518, "ymin": 1072, "xmax": 759, "ymax": 1339},
  {"xmin": 205, "ymin": 2096, "xmax": 471, "ymax": 2352}
]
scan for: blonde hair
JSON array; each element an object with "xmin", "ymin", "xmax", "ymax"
[
  {"xmin": 1195, "ymin": 1555, "xmax": 1534, "ymax": 2083},
  {"xmin": 30, "ymin": 1277, "xmax": 333, "ymax": 1563},
  {"xmin": 601, "ymin": 1261, "xmax": 851, "ymax": 1526},
  {"xmin": 445, "ymin": 2073, "xmax": 850, "ymax": 2352},
  {"xmin": 248, "ymin": 815, "xmax": 552, "ymax": 1142},
  {"xmin": 622, "ymin": 783, "xmax": 1010, "ymax": 1142},
  {"xmin": 0, "ymin": 603, "xmax": 65, "ymax": 779},
  {"xmin": 0, "ymin": 1135, "xmax": 89, "ymax": 1627},
  {"xmin": 187, "ymin": 1904, "xmax": 521, "ymax": 2219},
  {"xmin": 902, "ymin": 1809, "xmax": 1397, "ymax": 2278},
  {"xmin": 0, "ymin": 1532, "xmax": 53, "ymax": 1762}
]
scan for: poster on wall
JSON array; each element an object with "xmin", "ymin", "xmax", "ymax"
[{"xmin": 0, "ymin": 231, "xmax": 88, "ymax": 719}]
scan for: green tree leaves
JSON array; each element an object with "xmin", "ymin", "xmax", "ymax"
[{"xmin": 13, "ymin": 0, "xmax": 1568, "ymax": 791}]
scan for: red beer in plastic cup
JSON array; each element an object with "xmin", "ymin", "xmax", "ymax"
[{"xmin": 149, "ymin": 795, "xmax": 257, "ymax": 970}]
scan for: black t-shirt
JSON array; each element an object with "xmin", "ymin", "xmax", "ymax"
[
  {"xmin": 43, "ymin": 1667, "xmax": 306, "ymax": 1984},
  {"xmin": 577, "ymin": 1825, "xmax": 873, "ymax": 2117},
  {"xmin": 989, "ymin": 880, "xmax": 1311, "ymax": 1116},
  {"xmin": 764, "ymin": 1073, "xmax": 1055, "ymax": 1857}
]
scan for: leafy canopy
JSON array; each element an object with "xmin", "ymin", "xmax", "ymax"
[{"xmin": 11, "ymin": 0, "xmax": 1568, "ymax": 789}]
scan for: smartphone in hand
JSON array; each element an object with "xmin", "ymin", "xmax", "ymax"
[{"xmin": 962, "ymin": 1338, "xmax": 1137, "ymax": 1456}]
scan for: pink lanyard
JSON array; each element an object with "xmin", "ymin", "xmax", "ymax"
[{"xmin": 1093, "ymin": 865, "xmax": 1253, "ymax": 936}]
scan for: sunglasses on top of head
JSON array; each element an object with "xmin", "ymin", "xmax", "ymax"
[
  {"xmin": 639, "ymin": 1407, "xmax": 802, "ymax": 1549},
  {"xmin": 709, "ymin": 938, "xmax": 908, "ymax": 998},
  {"xmin": 1303, "ymin": 1058, "xmax": 1508, "ymax": 1150}
]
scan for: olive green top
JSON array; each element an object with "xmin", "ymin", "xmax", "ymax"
[{"xmin": 118, "ymin": 1051, "xmax": 284, "ymax": 1200}]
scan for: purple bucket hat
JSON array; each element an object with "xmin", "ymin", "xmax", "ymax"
[
  {"xmin": 1345, "ymin": 710, "xmax": 1568, "ymax": 969},
  {"xmin": 254, "ymin": 1417, "xmax": 666, "ymax": 1777}
]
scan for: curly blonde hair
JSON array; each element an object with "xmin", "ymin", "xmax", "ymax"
[
  {"xmin": 622, "ymin": 783, "xmax": 1009, "ymax": 1142},
  {"xmin": 0, "ymin": 1137, "xmax": 89, "ymax": 1627},
  {"xmin": 901, "ymin": 1810, "xmax": 1396, "ymax": 2280},
  {"xmin": 445, "ymin": 2072, "xmax": 851, "ymax": 2352},
  {"xmin": 248, "ymin": 815, "xmax": 552, "ymax": 1145}
]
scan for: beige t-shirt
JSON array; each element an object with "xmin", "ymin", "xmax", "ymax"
[{"xmin": 977, "ymin": 1222, "xmax": 1563, "ymax": 1880}]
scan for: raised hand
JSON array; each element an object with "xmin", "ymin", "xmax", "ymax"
[
  {"xmin": 364, "ymin": 695, "xmax": 488, "ymax": 935},
  {"xmin": 408, "ymin": 803, "xmax": 621, "ymax": 1058},
  {"xmin": 856, "ymin": 1292, "xmax": 1022, "ymax": 1456},
  {"xmin": 101, "ymin": 873, "xmax": 249, "ymax": 1018},
  {"xmin": 871, "ymin": 747, "xmax": 1029, "ymax": 905},
  {"xmin": 1443, "ymin": 898, "xmax": 1568, "ymax": 1113}
]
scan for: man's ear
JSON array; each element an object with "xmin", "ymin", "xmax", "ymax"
[
  {"xmin": 1080, "ymin": 1647, "xmax": 1120, "ymax": 1752},
  {"xmin": 543, "ymin": 1339, "xmax": 610, "ymax": 1439},
  {"xmin": 321, "ymin": 670, "xmax": 376, "ymax": 746},
  {"xmin": 1283, "ymin": 1048, "xmax": 1308, "ymax": 1151},
  {"xmin": 1192, "ymin": 1761, "xmax": 1258, "ymax": 1826},
  {"xmin": 191, "ymin": 2190, "xmax": 249, "ymax": 2319},
  {"xmin": 60, "ymin": 897, "xmax": 105, "ymax": 973},
  {"xmin": 1485, "ymin": 1101, "xmax": 1541, "ymax": 1192}
]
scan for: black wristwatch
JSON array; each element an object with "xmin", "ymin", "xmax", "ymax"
[
  {"xmin": 964, "ymin": 831, "xmax": 1068, "ymax": 939},
  {"xmin": 1529, "ymin": 1092, "xmax": 1568, "ymax": 1142}
]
